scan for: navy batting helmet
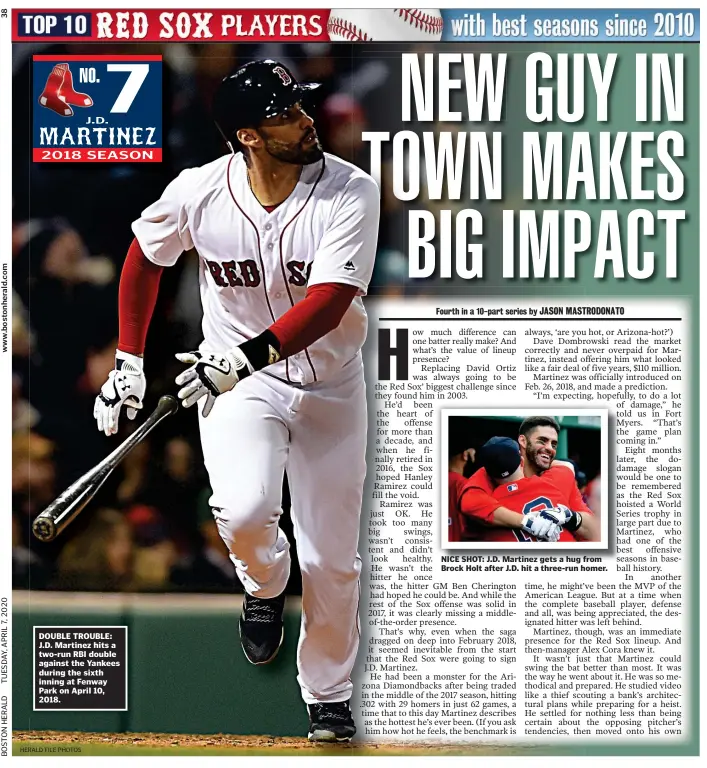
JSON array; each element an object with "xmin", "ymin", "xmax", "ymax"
[
  {"xmin": 478, "ymin": 437, "xmax": 521, "ymax": 480},
  {"xmin": 213, "ymin": 59, "xmax": 320, "ymax": 146}
]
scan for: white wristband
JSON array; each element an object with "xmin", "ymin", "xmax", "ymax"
[{"xmin": 116, "ymin": 349, "xmax": 144, "ymax": 372}]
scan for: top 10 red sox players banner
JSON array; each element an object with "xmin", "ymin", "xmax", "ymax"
[
  {"xmin": 15, "ymin": 9, "xmax": 444, "ymax": 43},
  {"xmin": 24, "ymin": 9, "xmax": 443, "ymax": 165}
]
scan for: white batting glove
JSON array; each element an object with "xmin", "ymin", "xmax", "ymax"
[
  {"xmin": 541, "ymin": 521, "xmax": 562, "ymax": 543},
  {"xmin": 552, "ymin": 505, "xmax": 584, "ymax": 534},
  {"xmin": 521, "ymin": 510, "xmax": 563, "ymax": 542},
  {"xmin": 175, "ymin": 347, "xmax": 253, "ymax": 417},
  {"xmin": 547, "ymin": 504, "xmax": 572, "ymax": 525},
  {"xmin": 93, "ymin": 351, "xmax": 146, "ymax": 436}
]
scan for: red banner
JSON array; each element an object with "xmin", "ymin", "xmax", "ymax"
[{"xmin": 14, "ymin": 9, "xmax": 330, "ymax": 42}]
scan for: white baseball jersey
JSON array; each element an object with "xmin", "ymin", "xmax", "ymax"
[{"xmin": 132, "ymin": 152, "xmax": 380, "ymax": 385}]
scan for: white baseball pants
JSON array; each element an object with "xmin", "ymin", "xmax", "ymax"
[{"xmin": 198, "ymin": 357, "xmax": 366, "ymax": 704}]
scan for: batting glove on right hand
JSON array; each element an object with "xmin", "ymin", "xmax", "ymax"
[
  {"xmin": 521, "ymin": 510, "xmax": 563, "ymax": 542},
  {"xmin": 175, "ymin": 346, "xmax": 253, "ymax": 417},
  {"xmin": 93, "ymin": 350, "xmax": 146, "ymax": 436},
  {"xmin": 551, "ymin": 504, "xmax": 584, "ymax": 533},
  {"xmin": 546, "ymin": 504, "xmax": 572, "ymax": 525}
]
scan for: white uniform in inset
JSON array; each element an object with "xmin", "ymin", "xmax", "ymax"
[{"xmin": 132, "ymin": 152, "xmax": 380, "ymax": 704}]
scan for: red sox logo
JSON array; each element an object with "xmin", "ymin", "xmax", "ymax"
[{"xmin": 273, "ymin": 66, "xmax": 292, "ymax": 86}]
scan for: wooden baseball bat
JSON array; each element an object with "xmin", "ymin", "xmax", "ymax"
[{"xmin": 32, "ymin": 395, "xmax": 179, "ymax": 543}]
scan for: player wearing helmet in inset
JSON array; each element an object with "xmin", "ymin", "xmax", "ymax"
[{"xmin": 93, "ymin": 60, "xmax": 380, "ymax": 741}]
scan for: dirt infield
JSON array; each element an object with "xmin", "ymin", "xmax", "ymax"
[{"xmin": 14, "ymin": 731, "xmax": 536, "ymax": 756}]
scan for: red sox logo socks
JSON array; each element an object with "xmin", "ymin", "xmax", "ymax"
[{"xmin": 39, "ymin": 63, "xmax": 93, "ymax": 117}]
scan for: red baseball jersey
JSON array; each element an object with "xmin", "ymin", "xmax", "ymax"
[
  {"xmin": 448, "ymin": 471, "xmax": 468, "ymax": 542},
  {"xmin": 460, "ymin": 465, "xmax": 592, "ymax": 543}
]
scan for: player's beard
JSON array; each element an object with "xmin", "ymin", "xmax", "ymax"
[
  {"xmin": 525, "ymin": 443, "xmax": 554, "ymax": 473},
  {"xmin": 262, "ymin": 129, "xmax": 323, "ymax": 165}
]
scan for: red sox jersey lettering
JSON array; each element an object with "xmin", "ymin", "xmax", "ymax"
[{"xmin": 131, "ymin": 152, "xmax": 380, "ymax": 385}]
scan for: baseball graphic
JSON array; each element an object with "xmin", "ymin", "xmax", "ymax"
[{"xmin": 328, "ymin": 9, "xmax": 444, "ymax": 42}]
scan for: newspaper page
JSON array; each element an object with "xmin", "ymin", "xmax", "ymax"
[{"xmin": 2, "ymin": 2, "xmax": 701, "ymax": 764}]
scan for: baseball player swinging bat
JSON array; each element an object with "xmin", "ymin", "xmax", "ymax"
[{"xmin": 32, "ymin": 395, "xmax": 178, "ymax": 542}]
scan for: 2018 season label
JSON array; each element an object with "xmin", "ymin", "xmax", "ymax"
[{"xmin": 32, "ymin": 55, "xmax": 162, "ymax": 163}]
